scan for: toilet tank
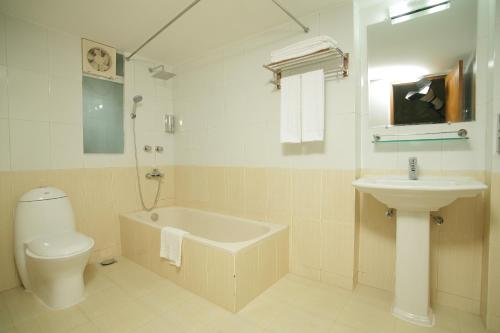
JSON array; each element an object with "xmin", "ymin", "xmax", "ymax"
[
  {"xmin": 15, "ymin": 187, "xmax": 76, "ymax": 241},
  {"xmin": 14, "ymin": 187, "xmax": 76, "ymax": 289}
]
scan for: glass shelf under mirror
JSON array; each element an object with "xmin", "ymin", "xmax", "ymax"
[{"xmin": 373, "ymin": 137, "xmax": 469, "ymax": 144}]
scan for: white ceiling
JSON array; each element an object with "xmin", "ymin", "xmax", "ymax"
[{"xmin": 0, "ymin": 0, "xmax": 346, "ymax": 65}]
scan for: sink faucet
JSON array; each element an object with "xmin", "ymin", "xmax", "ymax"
[{"xmin": 409, "ymin": 157, "xmax": 418, "ymax": 180}]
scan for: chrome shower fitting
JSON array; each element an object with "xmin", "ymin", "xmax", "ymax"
[{"xmin": 146, "ymin": 168, "xmax": 163, "ymax": 179}]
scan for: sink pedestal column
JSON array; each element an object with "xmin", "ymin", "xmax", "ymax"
[{"xmin": 392, "ymin": 210, "xmax": 434, "ymax": 327}]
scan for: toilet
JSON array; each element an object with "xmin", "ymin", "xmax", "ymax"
[{"xmin": 14, "ymin": 187, "xmax": 94, "ymax": 309}]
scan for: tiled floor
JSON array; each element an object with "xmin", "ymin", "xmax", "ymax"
[{"xmin": 0, "ymin": 257, "xmax": 491, "ymax": 333}]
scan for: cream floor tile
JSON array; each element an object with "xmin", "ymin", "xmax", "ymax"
[
  {"xmin": 67, "ymin": 322, "xmax": 101, "ymax": 333},
  {"xmin": 1, "ymin": 288, "xmax": 48, "ymax": 325},
  {"xmin": 90, "ymin": 300, "xmax": 157, "ymax": 333},
  {"xmin": 329, "ymin": 323, "xmax": 367, "ymax": 333},
  {"xmin": 77, "ymin": 285, "xmax": 134, "ymax": 319},
  {"xmin": 101, "ymin": 260, "xmax": 165, "ymax": 298},
  {"xmin": 0, "ymin": 258, "xmax": 492, "ymax": 333},
  {"xmin": 136, "ymin": 280, "xmax": 188, "ymax": 315},
  {"xmin": 337, "ymin": 298, "xmax": 397, "ymax": 333},
  {"xmin": 352, "ymin": 283, "xmax": 394, "ymax": 311},
  {"xmin": 395, "ymin": 320, "xmax": 455, "ymax": 333},
  {"xmin": 130, "ymin": 315, "xmax": 187, "ymax": 333},
  {"xmin": 161, "ymin": 296, "xmax": 233, "ymax": 332},
  {"xmin": 205, "ymin": 315, "xmax": 269, "ymax": 333},
  {"xmin": 14, "ymin": 307, "xmax": 88, "ymax": 333},
  {"xmin": 0, "ymin": 297, "xmax": 13, "ymax": 330},
  {"xmin": 83, "ymin": 265, "xmax": 115, "ymax": 296},
  {"xmin": 432, "ymin": 305, "xmax": 462, "ymax": 332}
]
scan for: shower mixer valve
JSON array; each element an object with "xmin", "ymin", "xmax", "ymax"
[
  {"xmin": 146, "ymin": 168, "xmax": 164, "ymax": 179},
  {"xmin": 144, "ymin": 145, "xmax": 152, "ymax": 152}
]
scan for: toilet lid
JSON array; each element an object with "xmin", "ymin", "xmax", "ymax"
[{"xmin": 26, "ymin": 232, "xmax": 94, "ymax": 258}]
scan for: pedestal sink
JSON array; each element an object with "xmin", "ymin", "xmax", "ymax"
[{"xmin": 353, "ymin": 176, "xmax": 487, "ymax": 327}]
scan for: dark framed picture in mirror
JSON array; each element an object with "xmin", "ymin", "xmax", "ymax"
[{"xmin": 390, "ymin": 58, "xmax": 474, "ymax": 126}]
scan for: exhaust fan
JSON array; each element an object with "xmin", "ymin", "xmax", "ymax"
[{"xmin": 81, "ymin": 38, "xmax": 116, "ymax": 79}]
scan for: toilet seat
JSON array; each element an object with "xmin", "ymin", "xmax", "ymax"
[{"xmin": 26, "ymin": 232, "xmax": 94, "ymax": 259}]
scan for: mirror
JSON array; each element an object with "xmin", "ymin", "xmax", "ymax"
[{"xmin": 367, "ymin": 0, "xmax": 477, "ymax": 127}]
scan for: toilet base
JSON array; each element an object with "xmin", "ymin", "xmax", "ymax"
[{"xmin": 26, "ymin": 250, "xmax": 91, "ymax": 309}]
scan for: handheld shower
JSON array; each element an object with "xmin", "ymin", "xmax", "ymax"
[
  {"xmin": 131, "ymin": 95, "xmax": 143, "ymax": 119},
  {"xmin": 130, "ymin": 95, "xmax": 162, "ymax": 212}
]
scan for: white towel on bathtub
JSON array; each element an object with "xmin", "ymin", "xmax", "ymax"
[{"xmin": 160, "ymin": 227, "xmax": 188, "ymax": 267}]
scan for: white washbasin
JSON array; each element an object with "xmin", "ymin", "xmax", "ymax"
[
  {"xmin": 353, "ymin": 176, "xmax": 487, "ymax": 211},
  {"xmin": 352, "ymin": 175, "xmax": 487, "ymax": 327}
]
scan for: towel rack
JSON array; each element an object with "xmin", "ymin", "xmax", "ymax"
[{"xmin": 263, "ymin": 48, "xmax": 349, "ymax": 89}]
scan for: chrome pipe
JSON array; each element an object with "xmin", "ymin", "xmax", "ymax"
[
  {"xmin": 126, "ymin": 0, "xmax": 202, "ymax": 61},
  {"xmin": 271, "ymin": 0, "xmax": 310, "ymax": 33}
]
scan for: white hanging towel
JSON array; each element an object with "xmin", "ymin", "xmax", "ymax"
[
  {"xmin": 280, "ymin": 74, "xmax": 302, "ymax": 143},
  {"xmin": 301, "ymin": 69, "xmax": 325, "ymax": 142},
  {"xmin": 271, "ymin": 36, "xmax": 338, "ymax": 63},
  {"xmin": 160, "ymin": 226, "xmax": 188, "ymax": 267}
]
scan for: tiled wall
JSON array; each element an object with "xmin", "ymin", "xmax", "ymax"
[
  {"xmin": 484, "ymin": 1, "xmax": 500, "ymax": 330},
  {"xmin": 170, "ymin": 1, "xmax": 358, "ymax": 289},
  {"xmin": 359, "ymin": 170, "xmax": 486, "ymax": 314},
  {"xmin": 0, "ymin": 166, "xmax": 175, "ymax": 291},
  {"xmin": 174, "ymin": 166, "xmax": 357, "ymax": 290},
  {"xmin": 0, "ymin": 14, "xmax": 175, "ymax": 292},
  {"xmin": 354, "ymin": 0, "xmax": 495, "ymax": 317}
]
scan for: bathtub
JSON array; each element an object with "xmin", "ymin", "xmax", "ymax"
[{"xmin": 119, "ymin": 207, "xmax": 289, "ymax": 312}]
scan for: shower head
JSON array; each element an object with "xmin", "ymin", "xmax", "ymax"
[
  {"xmin": 149, "ymin": 65, "xmax": 176, "ymax": 80},
  {"xmin": 131, "ymin": 95, "xmax": 143, "ymax": 119}
]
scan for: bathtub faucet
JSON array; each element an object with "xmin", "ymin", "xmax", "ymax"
[{"xmin": 146, "ymin": 168, "xmax": 163, "ymax": 180}]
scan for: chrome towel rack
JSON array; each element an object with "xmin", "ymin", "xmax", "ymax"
[
  {"xmin": 373, "ymin": 128, "xmax": 469, "ymax": 143},
  {"xmin": 263, "ymin": 48, "xmax": 349, "ymax": 89}
]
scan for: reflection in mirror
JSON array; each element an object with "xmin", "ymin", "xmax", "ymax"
[{"xmin": 367, "ymin": 0, "xmax": 477, "ymax": 127}]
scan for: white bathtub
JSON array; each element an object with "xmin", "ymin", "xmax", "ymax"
[
  {"xmin": 121, "ymin": 207, "xmax": 286, "ymax": 253},
  {"xmin": 119, "ymin": 207, "xmax": 289, "ymax": 312}
]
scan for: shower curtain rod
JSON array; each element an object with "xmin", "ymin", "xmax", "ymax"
[{"xmin": 126, "ymin": 0, "xmax": 310, "ymax": 61}]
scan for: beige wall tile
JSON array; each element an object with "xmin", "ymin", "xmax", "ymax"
[
  {"xmin": 488, "ymin": 243, "xmax": 500, "ymax": 317},
  {"xmin": 266, "ymin": 168, "xmax": 291, "ymax": 225},
  {"xmin": 182, "ymin": 239, "xmax": 208, "ymax": 297},
  {"xmin": 291, "ymin": 218, "xmax": 321, "ymax": 271},
  {"xmin": 276, "ymin": 228, "xmax": 289, "ymax": 279},
  {"xmin": 224, "ymin": 167, "xmax": 245, "ymax": 216},
  {"xmin": 258, "ymin": 237, "xmax": 278, "ymax": 291},
  {"xmin": 206, "ymin": 246, "xmax": 235, "ymax": 311},
  {"xmin": 321, "ymin": 221, "xmax": 355, "ymax": 278},
  {"xmin": 292, "ymin": 169, "xmax": 322, "ymax": 220},
  {"xmin": 206, "ymin": 167, "xmax": 226, "ymax": 213},
  {"xmin": 322, "ymin": 170, "xmax": 356, "ymax": 223},
  {"xmin": 235, "ymin": 244, "xmax": 259, "ymax": 310},
  {"xmin": 244, "ymin": 168, "xmax": 267, "ymax": 221},
  {"xmin": 358, "ymin": 193, "xmax": 396, "ymax": 291}
]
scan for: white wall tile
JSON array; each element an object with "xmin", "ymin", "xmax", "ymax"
[
  {"xmin": 50, "ymin": 122, "xmax": 83, "ymax": 169},
  {"xmin": 48, "ymin": 29, "xmax": 81, "ymax": 80},
  {"xmin": 5, "ymin": 16, "xmax": 48, "ymax": 74},
  {"xmin": 0, "ymin": 65, "xmax": 8, "ymax": 118},
  {"xmin": 9, "ymin": 119, "xmax": 50, "ymax": 170},
  {"xmin": 49, "ymin": 76, "xmax": 82, "ymax": 124},
  {"xmin": 0, "ymin": 119, "xmax": 10, "ymax": 170},
  {"xmin": 0, "ymin": 14, "xmax": 6, "ymax": 66},
  {"xmin": 8, "ymin": 67, "xmax": 49, "ymax": 121}
]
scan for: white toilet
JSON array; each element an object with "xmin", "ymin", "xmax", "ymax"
[{"xmin": 14, "ymin": 187, "xmax": 94, "ymax": 309}]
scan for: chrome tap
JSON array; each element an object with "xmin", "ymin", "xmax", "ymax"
[
  {"xmin": 408, "ymin": 157, "xmax": 418, "ymax": 180},
  {"xmin": 146, "ymin": 168, "xmax": 163, "ymax": 179}
]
